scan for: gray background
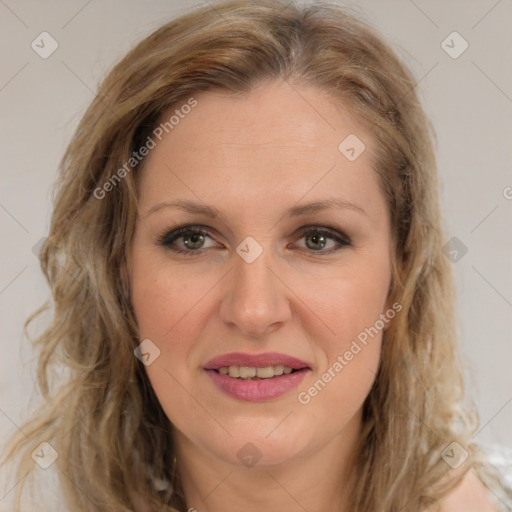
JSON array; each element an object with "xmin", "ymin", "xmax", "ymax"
[{"xmin": 1, "ymin": 0, "xmax": 511, "ymax": 508}]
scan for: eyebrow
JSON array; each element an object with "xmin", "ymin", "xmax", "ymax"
[{"xmin": 145, "ymin": 197, "xmax": 367, "ymax": 218}]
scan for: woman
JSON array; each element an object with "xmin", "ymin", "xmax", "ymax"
[{"xmin": 3, "ymin": 1, "xmax": 509, "ymax": 510}]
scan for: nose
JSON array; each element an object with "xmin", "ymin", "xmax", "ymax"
[{"xmin": 219, "ymin": 247, "xmax": 292, "ymax": 338}]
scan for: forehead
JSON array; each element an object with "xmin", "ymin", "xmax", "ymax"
[
  {"xmin": 152, "ymin": 80, "xmax": 370, "ymax": 156},
  {"xmin": 137, "ymin": 80, "xmax": 383, "ymax": 220}
]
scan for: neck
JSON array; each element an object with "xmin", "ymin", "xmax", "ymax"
[{"xmin": 173, "ymin": 414, "xmax": 361, "ymax": 512}]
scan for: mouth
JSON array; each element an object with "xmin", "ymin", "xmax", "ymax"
[
  {"xmin": 203, "ymin": 352, "xmax": 311, "ymax": 401},
  {"xmin": 212, "ymin": 364, "xmax": 300, "ymax": 380}
]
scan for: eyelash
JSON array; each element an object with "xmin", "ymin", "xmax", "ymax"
[{"xmin": 156, "ymin": 224, "xmax": 352, "ymax": 257}]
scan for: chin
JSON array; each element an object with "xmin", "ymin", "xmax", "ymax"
[
  {"xmin": 213, "ymin": 414, "xmax": 333, "ymax": 468},
  {"xmin": 224, "ymin": 433, "xmax": 311, "ymax": 468}
]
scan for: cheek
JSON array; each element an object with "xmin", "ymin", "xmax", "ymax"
[
  {"xmin": 129, "ymin": 259, "xmax": 215, "ymax": 430},
  {"xmin": 130, "ymin": 254, "xmax": 214, "ymax": 341},
  {"xmin": 310, "ymin": 280, "xmax": 386, "ymax": 371},
  {"xmin": 336, "ymin": 267, "xmax": 390, "ymax": 343},
  {"xmin": 294, "ymin": 276, "xmax": 387, "ymax": 441},
  {"xmin": 301, "ymin": 250, "xmax": 391, "ymax": 354},
  {"xmin": 129, "ymin": 252, "xmax": 225, "ymax": 393},
  {"xmin": 294, "ymin": 250, "xmax": 390, "ymax": 418}
]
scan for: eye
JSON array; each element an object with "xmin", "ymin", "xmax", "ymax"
[
  {"xmin": 292, "ymin": 226, "xmax": 352, "ymax": 254},
  {"xmin": 157, "ymin": 224, "xmax": 352, "ymax": 257},
  {"xmin": 157, "ymin": 225, "xmax": 219, "ymax": 255}
]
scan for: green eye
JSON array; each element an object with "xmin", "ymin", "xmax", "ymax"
[
  {"xmin": 157, "ymin": 224, "xmax": 351, "ymax": 256},
  {"xmin": 294, "ymin": 227, "xmax": 351, "ymax": 253},
  {"xmin": 157, "ymin": 226, "xmax": 216, "ymax": 255}
]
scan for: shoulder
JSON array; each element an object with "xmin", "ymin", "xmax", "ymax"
[{"xmin": 435, "ymin": 470, "xmax": 498, "ymax": 512}]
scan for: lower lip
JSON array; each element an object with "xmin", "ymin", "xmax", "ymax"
[{"xmin": 205, "ymin": 369, "xmax": 309, "ymax": 401}]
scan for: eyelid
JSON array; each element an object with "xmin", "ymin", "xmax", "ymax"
[{"xmin": 293, "ymin": 224, "xmax": 351, "ymax": 243}]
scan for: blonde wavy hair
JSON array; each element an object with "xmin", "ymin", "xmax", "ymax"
[{"xmin": 3, "ymin": 0, "xmax": 488, "ymax": 510}]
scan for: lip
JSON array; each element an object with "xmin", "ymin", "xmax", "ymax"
[
  {"xmin": 204, "ymin": 352, "xmax": 311, "ymax": 370},
  {"xmin": 204, "ymin": 352, "xmax": 311, "ymax": 402},
  {"xmin": 205, "ymin": 368, "xmax": 309, "ymax": 401}
]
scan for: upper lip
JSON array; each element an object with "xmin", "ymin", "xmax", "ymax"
[{"xmin": 204, "ymin": 352, "xmax": 311, "ymax": 370}]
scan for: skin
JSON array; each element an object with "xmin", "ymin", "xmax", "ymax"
[
  {"xmin": 126, "ymin": 80, "xmax": 495, "ymax": 511},
  {"xmin": 437, "ymin": 471, "xmax": 497, "ymax": 512}
]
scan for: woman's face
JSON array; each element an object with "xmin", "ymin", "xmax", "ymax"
[{"xmin": 128, "ymin": 80, "xmax": 393, "ymax": 468}]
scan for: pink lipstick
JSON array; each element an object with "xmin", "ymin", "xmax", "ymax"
[{"xmin": 204, "ymin": 352, "xmax": 311, "ymax": 402}]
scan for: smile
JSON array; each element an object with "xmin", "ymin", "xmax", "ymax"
[
  {"xmin": 204, "ymin": 352, "xmax": 311, "ymax": 401},
  {"xmin": 216, "ymin": 364, "xmax": 295, "ymax": 379}
]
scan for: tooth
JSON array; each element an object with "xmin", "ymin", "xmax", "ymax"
[
  {"xmin": 256, "ymin": 366, "xmax": 274, "ymax": 378},
  {"xmin": 222, "ymin": 364, "xmax": 297, "ymax": 379},
  {"xmin": 228, "ymin": 366, "xmax": 240, "ymax": 378},
  {"xmin": 273, "ymin": 365, "xmax": 284, "ymax": 376},
  {"xmin": 239, "ymin": 366, "xmax": 257, "ymax": 379}
]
